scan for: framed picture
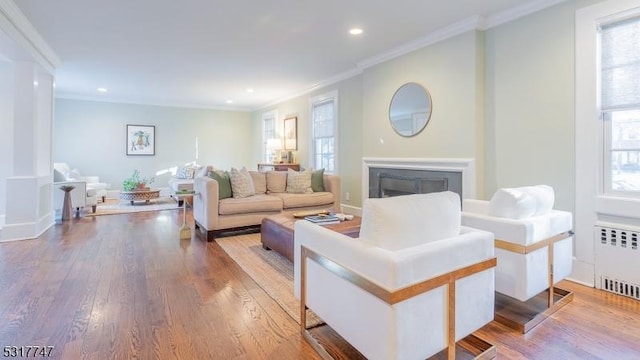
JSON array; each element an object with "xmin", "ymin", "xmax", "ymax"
[
  {"xmin": 284, "ymin": 116, "xmax": 297, "ymax": 150},
  {"xmin": 126, "ymin": 124, "xmax": 155, "ymax": 156}
]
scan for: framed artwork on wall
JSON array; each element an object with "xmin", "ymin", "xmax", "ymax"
[
  {"xmin": 284, "ymin": 116, "xmax": 297, "ymax": 150},
  {"xmin": 126, "ymin": 124, "xmax": 155, "ymax": 156}
]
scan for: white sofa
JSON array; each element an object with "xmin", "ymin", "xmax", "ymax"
[
  {"xmin": 294, "ymin": 192, "xmax": 496, "ymax": 360},
  {"xmin": 53, "ymin": 162, "xmax": 108, "ymax": 202}
]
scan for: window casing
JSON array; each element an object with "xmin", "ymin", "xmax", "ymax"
[
  {"xmin": 262, "ymin": 110, "xmax": 278, "ymax": 163},
  {"xmin": 310, "ymin": 91, "xmax": 338, "ymax": 173},
  {"xmin": 600, "ymin": 15, "xmax": 640, "ymax": 197}
]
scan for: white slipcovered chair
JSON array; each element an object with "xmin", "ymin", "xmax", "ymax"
[
  {"xmin": 53, "ymin": 162, "xmax": 108, "ymax": 202},
  {"xmin": 53, "ymin": 180, "xmax": 98, "ymax": 216},
  {"xmin": 461, "ymin": 185, "xmax": 574, "ymax": 333},
  {"xmin": 294, "ymin": 191, "xmax": 497, "ymax": 360}
]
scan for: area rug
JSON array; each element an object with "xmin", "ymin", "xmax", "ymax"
[
  {"xmin": 85, "ymin": 197, "xmax": 180, "ymax": 216},
  {"xmin": 216, "ymin": 233, "xmax": 322, "ymax": 327}
]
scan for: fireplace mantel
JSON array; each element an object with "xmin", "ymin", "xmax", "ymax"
[{"xmin": 362, "ymin": 157, "xmax": 476, "ymax": 200}]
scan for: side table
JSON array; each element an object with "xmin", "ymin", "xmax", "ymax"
[
  {"xmin": 60, "ymin": 185, "xmax": 76, "ymax": 221},
  {"xmin": 175, "ymin": 191, "xmax": 196, "ymax": 239}
]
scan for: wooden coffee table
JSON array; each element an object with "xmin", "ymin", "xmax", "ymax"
[
  {"xmin": 261, "ymin": 213, "xmax": 361, "ymax": 262},
  {"xmin": 119, "ymin": 189, "xmax": 160, "ymax": 205}
]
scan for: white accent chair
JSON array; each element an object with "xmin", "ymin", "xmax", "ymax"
[
  {"xmin": 53, "ymin": 162, "xmax": 108, "ymax": 202},
  {"xmin": 294, "ymin": 192, "xmax": 497, "ymax": 360},
  {"xmin": 462, "ymin": 185, "xmax": 574, "ymax": 333}
]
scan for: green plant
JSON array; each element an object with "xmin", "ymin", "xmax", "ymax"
[{"xmin": 122, "ymin": 170, "xmax": 155, "ymax": 191}]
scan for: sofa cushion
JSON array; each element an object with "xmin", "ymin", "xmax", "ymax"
[
  {"xmin": 270, "ymin": 191, "xmax": 334, "ymax": 209},
  {"xmin": 266, "ymin": 171, "xmax": 287, "ymax": 193},
  {"xmin": 230, "ymin": 167, "xmax": 255, "ymax": 199},
  {"xmin": 218, "ymin": 194, "xmax": 283, "ymax": 215},
  {"xmin": 250, "ymin": 170, "xmax": 267, "ymax": 194},
  {"xmin": 286, "ymin": 168, "xmax": 313, "ymax": 194},
  {"xmin": 360, "ymin": 191, "xmax": 461, "ymax": 251},
  {"xmin": 311, "ymin": 168, "xmax": 325, "ymax": 192},
  {"xmin": 209, "ymin": 170, "xmax": 232, "ymax": 199}
]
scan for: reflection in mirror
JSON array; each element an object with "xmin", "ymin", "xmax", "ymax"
[{"xmin": 389, "ymin": 82, "xmax": 432, "ymax": 137}]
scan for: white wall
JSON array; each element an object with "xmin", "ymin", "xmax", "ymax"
[
  {"xmin": 0, "ymin": 61, "xmax": 14, "ymax": 226},
  {"xmin": 54, "ymin": 99, "xmax": 253, "ymax": 191}
]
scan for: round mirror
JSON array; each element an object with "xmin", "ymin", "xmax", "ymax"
[{"xmin": 389, "ymin": 82, "xmax": 432, "ymax": 137}]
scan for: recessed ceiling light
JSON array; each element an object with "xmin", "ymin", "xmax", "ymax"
[
  {"xmin": 246, "ymin": 88, "xmax": 254, "ymax": 93},
  {"xmin": 349, "ymin": 28, "xmax": 363, "ymax": 35},
  {"xmin": 97, "ymin": 87, "xmax": 108, "ymax": 93},
  {"xmin": 226, "ymin": 100, "xmax": 233, "ymax": 104}
]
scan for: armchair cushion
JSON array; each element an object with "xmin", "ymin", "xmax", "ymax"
[
  {"xmin": 360, "ymin": 191, "xmax": 461, "ymax": 251},
  {"xmin": 488, "ymin": 185, "xmax": 554, "ymax": 219}
]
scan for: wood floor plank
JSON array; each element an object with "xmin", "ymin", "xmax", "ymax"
[{"xmin": 0, "ymin": 209, "xmax": 638, "ymax": 359}]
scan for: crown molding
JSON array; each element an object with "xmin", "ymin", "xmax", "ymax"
[
  {"xmin": 254, "ymin": 67, "xmax": 363, "ymax": 111},
  {"xmin": 0, "ymin": 0, "xmax": 61, "ymax": 73},
  {"xmin": 357, "ymin": 15, "xmax": 484, "ymax": 70},
  {"xmin": 482, "ymin": 0, "xmax": 569, "ymax": 29},
  {"xmin": 55, "ymin": 93, "xmax": 252, "ymax": 112}
]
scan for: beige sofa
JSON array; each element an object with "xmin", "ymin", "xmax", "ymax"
[{"xmin": 193, "ymin": 170, "xmax": 340, "ymax": 241}]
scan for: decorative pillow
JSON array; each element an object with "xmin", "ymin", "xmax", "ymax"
[
  {"xmin": 286, "ymin": 168, "xmax": 313, "ymax": 194},
  {"xmin": 208, "ymin": 170, "xmax": 232, "ymax": 199},
  {"xmin": 230, "ymin": 167, "xmax": 255, "ymax": 199},
  {"xmin": 488, "ymin": 185, "xmax": 555, "ymax": 219},
  {"xmin": 53, "ymin": 169, "xmax": 67, "ymax": 182},
  {"xmin": 311, "ymin": 168, "xmax": 325, "ymax": 192},
  {"xmin": 176, "ymin": 166, "xmax": 196, "ymax": 179},
  {"xmin": 359, "ymin": 191, "xmax": 461, "ymax": 251},
  {"xmin": 249, "ymin": 171, "xmax": 267, "ymax": 194},
  {"xmin": 266, "ymin": 171, "xmax": 287, "ymax": 193}
]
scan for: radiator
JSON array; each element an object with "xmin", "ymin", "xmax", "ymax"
[{"xmin": 595, "ymin": 225, "xmax": 640, "ymax": 300}]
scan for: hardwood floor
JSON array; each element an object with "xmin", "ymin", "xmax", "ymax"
[{"xmin": 0, "ymin": 209, "xmax": 638, "ymax": 359}]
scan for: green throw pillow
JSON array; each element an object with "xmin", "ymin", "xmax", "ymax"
[
  {"xmin": 209, "ymin": 170, "xmax": 232, "ymax": 199},
  {"xmin": 311, "ymin": 168, "xmax": 325, "ymax": 192}
]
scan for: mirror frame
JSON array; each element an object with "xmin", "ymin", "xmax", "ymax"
[{"xmin": 388, "ymin": 82, "xmax": 433, "ymax": 137}]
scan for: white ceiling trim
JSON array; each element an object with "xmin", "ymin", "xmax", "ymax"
[
  {"xmin": 482, "ymin": 0, "xmax": 569, "ymax": 29},
  {"xmin": 55, "ymin": 93, "xmax": 252, "ymax": 112},
  {"xmin": 0, "ymin": 0, "xmax": 60, "ymax": 73},
  {"xmin": 357, "ymin": 15, "xmax": 484, "ymax": 71}
]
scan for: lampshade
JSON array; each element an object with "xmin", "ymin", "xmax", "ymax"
[{"xmin": 266, "ymin": 138, "xmax": 282, "ymax": 150}]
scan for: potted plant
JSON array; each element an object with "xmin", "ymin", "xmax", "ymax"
[{"xmin": 122, "ymin": 170, "xmax": 155, "ymax": 191}]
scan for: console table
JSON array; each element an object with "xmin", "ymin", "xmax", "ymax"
[
  {"xmin": 257, "ymin": 163, "xmax": 300, "ymax": 172},
  {"xmin": 119, "ymin": 189, "xmax": 160, "ymax": 205}
]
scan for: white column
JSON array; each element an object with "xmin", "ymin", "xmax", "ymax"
[
  {"xmin": 1, "ymin": 62, "xmax": 55, "ymax": 241},
  {"xmin": 0, "ymin": 61, "xmax": 14, "ymax": 229}
]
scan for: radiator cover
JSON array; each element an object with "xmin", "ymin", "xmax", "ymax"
[{"xmin": 595, "ymin": 225, "xmax": 640, "ymax": 300}]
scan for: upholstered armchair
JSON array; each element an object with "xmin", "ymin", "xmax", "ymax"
[
  {"xmin": 294, "ymin": 192, "xmax": 496, "ymax": 360},
  {"xmin": 462, "ymin": 185, "xmax": 574, "ymax": 333},
  {"xmin": 54, "ymin": 162, "xmax": 108, "ymax": 202},
  {"xmin": 53, "ymin": 180, "xmax": 98, "ymax": 216}
]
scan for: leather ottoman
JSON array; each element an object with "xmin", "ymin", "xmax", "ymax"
[{"xmin": 261, "ymin": 213, "xmax": 361, "ymax": 262}]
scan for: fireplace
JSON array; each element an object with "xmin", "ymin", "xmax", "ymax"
[{"xmin": 363, "ymin": 158, "xmax": 476, "ymax": 201}]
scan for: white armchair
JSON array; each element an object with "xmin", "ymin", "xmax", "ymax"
[
  {"xmin": 53, "ymin": 181, "xmax": 98, "ymax": 216},
  {"xmin": 462, "ymin": 185, "xmax": 574, "ymax": 333},
  {"xmin": 294, "ymin": 192, "xmax": 496, "ymax": 360},
  {"xmin": 54, "ymin": 162, "xmax": 108, "ymax": 202}
]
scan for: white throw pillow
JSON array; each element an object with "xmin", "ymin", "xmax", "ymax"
[
  {"xmin": 286, "ymin": 168, "xmax": 313, "ymax": 194},
  {"xmin": 230, "ymin": 167, "xmax": 255, "ymax": 199},
  {"xmin": 359, "ymin": 191, "xmax": 461, "ymax": 251},
  {"xmin": 488, "ymin": 185, "xmax": 554, "ymax": 219}
]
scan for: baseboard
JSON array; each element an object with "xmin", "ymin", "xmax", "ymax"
[
  {"xmin": 340, "ymin": 204, "xmax": 362, "ymax": 216},
  {"xmin": 568, "ymin": 258, "xmax": 595, "ymax": 287},
  {"xmin": 0, "ymin": 213, "xmax": 54, "ymax": 242}
]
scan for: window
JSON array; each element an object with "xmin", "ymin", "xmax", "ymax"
[
  {"xmin": 310, "ymin": 91, "xmax": 338, "ymax": 173},
  {"xmin": 600, "ymin": 16, "xmax": 640, "ymax": 195},
  {"xmin": 262, "ymin": 110, "xmax": 278, "ymax": 163}
]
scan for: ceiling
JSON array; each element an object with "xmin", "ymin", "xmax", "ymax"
[{"xmin": 14, "ymin": 0, "xmax": 562, "ymax": 111}]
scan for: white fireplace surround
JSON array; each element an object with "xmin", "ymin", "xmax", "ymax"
[{"xmin": 362, "ymin": 157, "xmax": 476, "ymax": 201}]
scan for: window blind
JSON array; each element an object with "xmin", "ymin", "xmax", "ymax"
[{"xmin": 601, "ymin": 16, "xmax": 640, "ymax": 111}]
